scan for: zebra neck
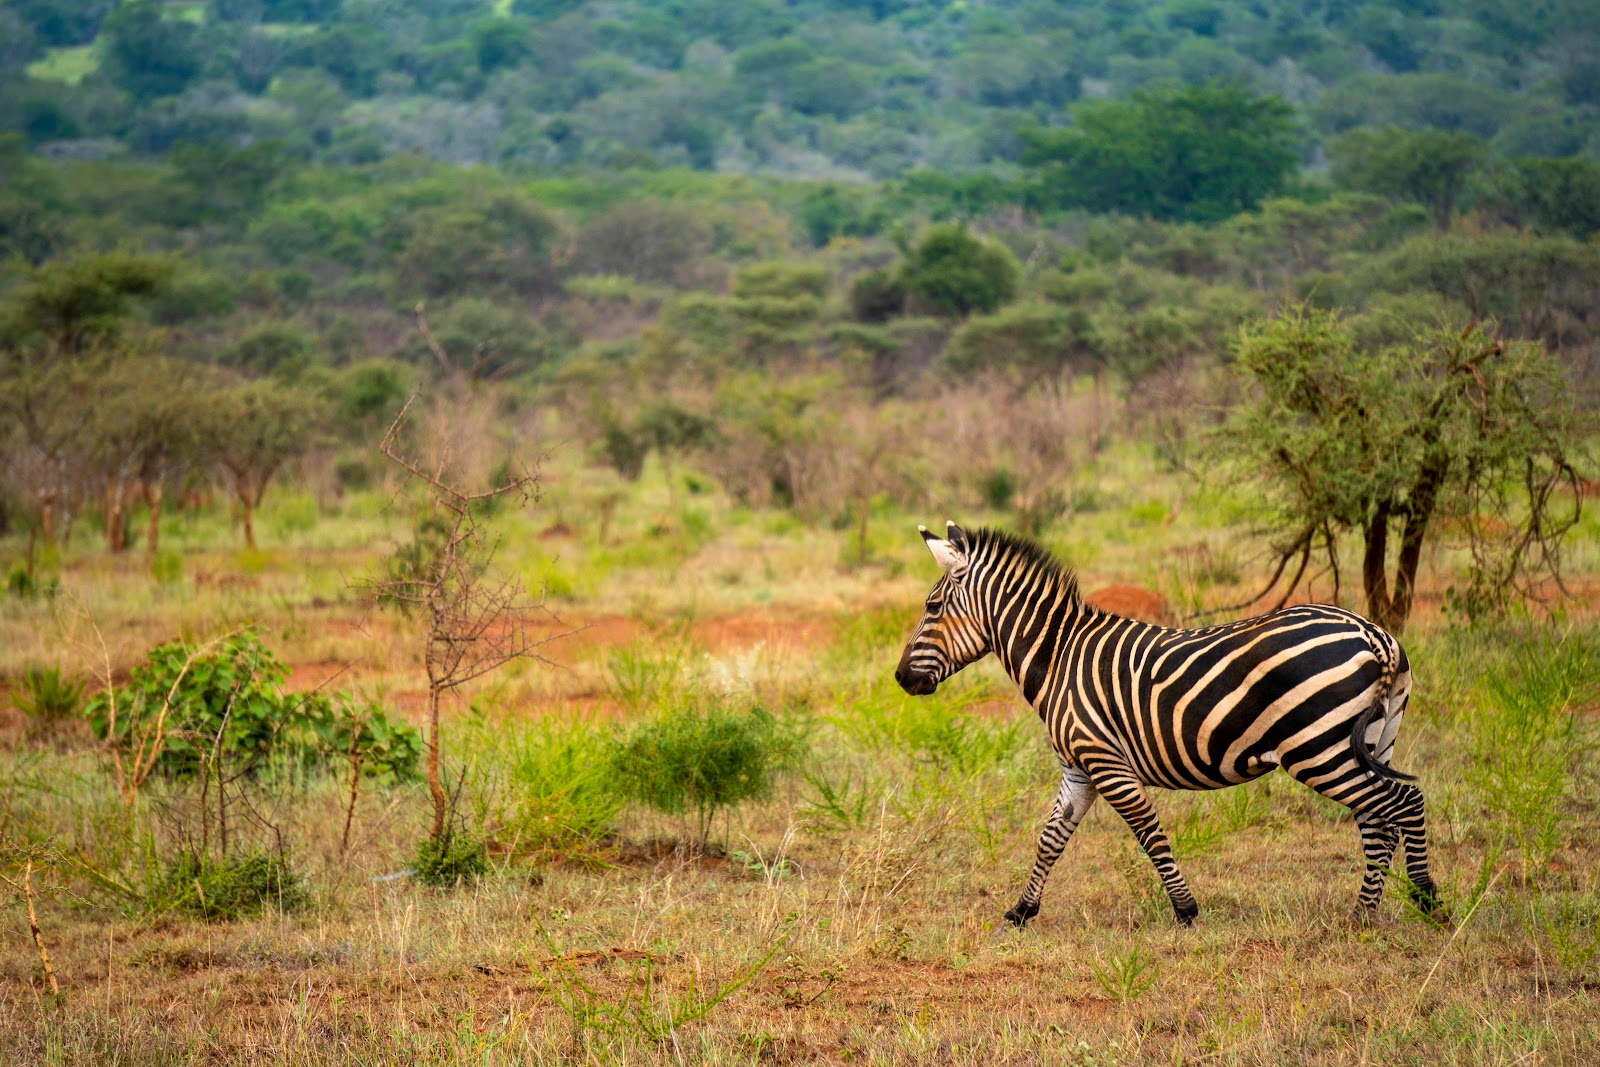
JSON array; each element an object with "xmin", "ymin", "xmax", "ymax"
[{"xmin": 979, "ymin": 563, "xmax": 1081, "ymax": 705}]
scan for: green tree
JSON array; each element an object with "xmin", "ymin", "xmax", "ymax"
[
  {"xmin": 100, "ymin": 0, "xmax": 203, "ymax": 102},
  {"xmin": 899, "ymin": 224, "xmax": 1019, "ymax": 319},
  {"xmin": 1023, "ymin": 83, "xmax": 1298, "ymax": 222},
  {"xmin": 944, "ymin": 302, "xmax": 1103, "ymax": 385},
  {"xmin": 1328, "ymin": 126, "xmax": 1488, "ymax": 230},
  {"xmin": 1502, "ymin": 157, "xmax": 1600, "ymax": 239},
  {"xmin": 2, "ymin": 253, "xmax": 173, "ymax": 356},
  {"xmin": 1218, "ymin": 305, "xmax": 1582, "ymax": 631},
  {"xmin": 202, "ymin": 379, "xmax": 322, "ymax": 548}
]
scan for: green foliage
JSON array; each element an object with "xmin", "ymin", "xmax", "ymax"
[
  {"xmin": 1329, "ymin": 126, "xmax": 1487, "ymax": 229},
  {"xmin": 492, "ymin": 717, "xmax": 623, "ymax": 859},
  {"xmin": 11, "ymin": 664, "xmax": 85, "ymax": 736},
  {"xmin": 608, "ymin": 703, "xmax": 805, "ymax": 846},
  {"xmin": 99, "ymin": 0, "xmax": 201, "ymax": 102},
  {"xmin": 1493, "ymin": 157, "xmax": 1600, "ymax": 240},
  {"xmin": 6, "ymin": 568, "xmax": 58, "ymax": 600},
  {"xmin": 1091, "ymin": 941, "xmax": 1161, "ymax": 1004},
  {"xmin": 572, "ymin": 199, "xmax": 707, "ymax": 284},
  {"xmin": 733, "ymin": 262, "xmax": 830, "ymax": 301},
  {"xmin": 393, "ymin": 195, "xmax": 560, "ymax": 301},
  {"xmin": 83, "ymin": 631, "xmax": 418, "ymax": 782},
  {"xmin": 85, "ymin": 631, "xmax": 293, "ymax": 780},
  {"xmin": 898, "ymin": 224, "xmax": 1019, "ymax": 319},
  {"xmin": 1024, "ymin": 83, "xmax": 1299, "ymax": 222},
  {"xmin": 223, "ymin": 323, "xmax": 313, "ymax": 375},
  {"xmin": 1218, "ymin": 306, "xmax": 1583, "ymax": 630},
  {"xmin": 304, "ymin": 695, "xmax": 423, "ymax": 784},
  {"xmin": 848, "ymin": 269, "xmax": 906, "ymax": 324},
  {"xmin": 2, "ymin": 252, "xmax": 173, "ymax": 354},
  {"xmin": 148, "ymin": 851, "xmax": 304, "ymax": 919},
  {"xmin": 945, "ymin": 302, "xmax": 1102, "ymax": 380},
  {"xmin": 412, "ymin": 830, "xmax": 490, "ymax": 887}
]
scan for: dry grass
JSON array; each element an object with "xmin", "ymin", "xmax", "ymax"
[{"xmin": 3, "ymin": 450, "xmax": 1599, "ymax": 1065}]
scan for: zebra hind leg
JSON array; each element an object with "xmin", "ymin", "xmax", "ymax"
[
  {"xmin": 1353, "ymin": 810, "xmax": 1400, "ymax": 921},
  {"xmin": 1338, "ymin": 777, "xmax": 1448, "ymax": 925},
  {"xmin": 1005, "ymin": 765, "xmax": 1097, "ymax": 928},
  {"xmin": 1090, "ymin": 766, "xmax": 1200, "ymax": 926}
]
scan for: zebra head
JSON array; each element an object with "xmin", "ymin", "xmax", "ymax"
[{"xmin": 895, "ymin": 521, "xmax": 992, "ymax": 696}]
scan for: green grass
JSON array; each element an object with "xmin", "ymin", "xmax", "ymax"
[{"xmin": 4, "ymin": 436, "xmax": 1600, "ymax": 1062}]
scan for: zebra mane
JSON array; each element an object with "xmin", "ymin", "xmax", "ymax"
[{"xmin": 967, "ymin": 527, "xmax": 1082, "ymax": 607}]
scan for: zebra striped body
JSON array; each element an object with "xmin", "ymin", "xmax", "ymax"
[{"xmin": 895, "ymin": 523, "xmax": 1444, "ymax": 927}]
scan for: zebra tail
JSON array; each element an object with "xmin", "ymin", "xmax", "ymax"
[{"xmin": 1349, "ymin": 653, "xmax": 1417, "ymax": 781}]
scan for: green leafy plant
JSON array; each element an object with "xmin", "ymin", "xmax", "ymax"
[
  {"xmin": 147, "ymin": 851, "xmax": 304, "ymax": 920},
  {"xmin": 533, "ymin": 918, "xmax": 791, "ymax": 1049},
  {"xmin": 11, "ymin": 665, "xmax": 86, "ymax": 738},
  {"xmin": 608, "ymin": 703, "xmax": 806, "ymax": 848},
  {"xmin": 496, "ymin": 717, "xmax": 623, "ymax": 861},
  {"xmin": 1091, "ymin": 941, "xmax": 1161, "ymax": 1004},
  {"xmin": 84, "ymin": 630, "xmax": 295, "ymax": 784},
  {"xmin": 412, "ymin": 829, "xmax": 491, "ymax": 887}
]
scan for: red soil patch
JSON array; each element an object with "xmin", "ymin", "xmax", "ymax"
[{"xmin": 1085, "ymin": 584, "xmax": 1179, "ymax": 626}]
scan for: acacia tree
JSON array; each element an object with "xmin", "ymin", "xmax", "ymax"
[
  {"xmin": 204, "ymin": 379, "xmax": 320, "ymax": 548},
  {"xmin": 1217, "ymin": 305, "xmax": 1582, "ymax": 631}
]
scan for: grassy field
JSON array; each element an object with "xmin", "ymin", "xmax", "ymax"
[{"xmin": 2, "ymin": 446, "xmax": 1598, "ymax": 1065}]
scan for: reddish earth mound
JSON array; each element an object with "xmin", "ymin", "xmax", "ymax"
[{"xmin": 1085, "ymin": 585, "xmax": 1179, "ymax": 626}]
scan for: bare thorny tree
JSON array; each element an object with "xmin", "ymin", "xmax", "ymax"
[{"xmin": 369, "ymin": 308, "xmax": 563, "ymax": 843}]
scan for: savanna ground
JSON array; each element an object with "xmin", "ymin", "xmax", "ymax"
[{"xmin": 3, "ymin": 443, "xmax": 1599, "ymax": 1066}]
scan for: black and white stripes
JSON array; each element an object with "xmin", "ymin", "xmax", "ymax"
[{"xmin": 894, "ymin": 522, "xmax": 1445, "ymax": 927}]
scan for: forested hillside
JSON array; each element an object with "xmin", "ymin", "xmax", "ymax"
[
  {"xmin": 4, "ymin": 0, "xmax": 1600, "ymax": 174},
  {"xmin": 3, "ymin": 0, "xmax": 1600, "ymax": 564}
]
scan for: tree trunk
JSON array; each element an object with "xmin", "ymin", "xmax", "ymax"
[
  {"xmin": 1362, "ymin": 499, "xmax": 1396, "ymax": 630},
  {"xmin": 145, "ymin": 482, "xmax": 163, "ymax": 562},
  {"xmin": 105, "ymin": 476, "xmax": 127, "ymax": 553},
  {"xmin": 1389, "ymin": 452, "xmax": 1451, "ymax": 633},
  {"xmin": 856, "ymin": 493, "xmax": 870, "ymax": 565},
  {"xmin": 426, "ymin": 685, "xmax": 446, "ymax": 842},
  {"xmin": 241, "ymin": 498, "xmax": 256, "ymax": 548}
]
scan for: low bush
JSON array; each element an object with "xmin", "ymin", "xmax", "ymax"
[
  {"xmin": 412, "ymin": 831, "xmax": 491, "ymax": 887},
  {"xmin": 609, "ymin": 703, "xmax": 806, "ymax": 847},
  {"xmin": 11, "ymin": 665, "xmax": 86, "ymax": 738},
  {"xmin": 497, "ymin": 718, "xmax": 623, "ymax": 860},
  {"xmin": 148, "ymin": 852, "xmax": 304, "ymax": 919}
]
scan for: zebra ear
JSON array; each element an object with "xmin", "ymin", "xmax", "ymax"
[
  {"xmin": 945, "ymin": 520, "xmax": 968, "ymax": 551},
  {"xmin": 919, "ymin": 524, "xmax": 965, "ymax": 571}
]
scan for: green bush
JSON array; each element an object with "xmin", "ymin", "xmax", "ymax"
[
  {"xmin": 149, "ymin": 851, "xmax": 305, "ymax": 919},
  {"xmin": 849, "ymin": 268, "xmax": 906, "ymax": 323},
  {"xmin": 85, "ymin": 631, "xmax": 292, "ymax": 780},
  {"xmin": 497, "ymin": 718, "xmax": 623, "ymax": 859},
  {"xmin": 84, "ymin": 631, "xmax": 420, "ymax": 782},
  {"xmin": 608, "ymin": 703, "xmax": 805, "ymax": 846},
  {"xmin": 11, "ymin": 664, "xmax": 86, "ymax": 737},
  {"xmin": 900, "ymin": 224, "xmax": 1019, "ymax": 318},
  {"xmin": 412, "ymin": 831, "xmax": 491, "ymax": 887}
]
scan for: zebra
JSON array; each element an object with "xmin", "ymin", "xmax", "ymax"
[{"xmin": 894, "ymin": 521, "xmax": 1446, "ymax": 928}]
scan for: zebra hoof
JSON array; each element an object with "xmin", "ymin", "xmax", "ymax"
[
  {"xmin": 1173, "ymin": 903, "xmax": 1199, "ymax": 927},
  {"xmin": 1409, "ymin": 887, "xmax": 1451, "ymax": 927},
  {"xmin": 1003, "ymin": 901, "xmax": 1039, "ymax": 928}
]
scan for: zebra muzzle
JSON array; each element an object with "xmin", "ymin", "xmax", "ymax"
[{"xmin": 895, "ymin": 666, "xmax": 939, "ymax": 695}]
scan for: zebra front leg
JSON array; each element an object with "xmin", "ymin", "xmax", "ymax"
[
  {"xmin": 1005, "ymin": 765, "xmax": 1098, "ymax": 927},
  {"xmin": 1091, "ymin": 766, "xmax": 1200, "ymax": 926}
]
